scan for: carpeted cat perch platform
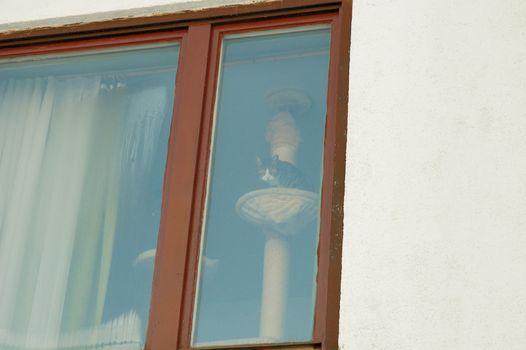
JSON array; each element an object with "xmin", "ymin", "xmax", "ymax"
[{"xmin": 236, "ymin": 188, "xmax": 318, "ymax": 236}]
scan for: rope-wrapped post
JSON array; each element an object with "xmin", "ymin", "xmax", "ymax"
[{"xmin": 266, "ymin": 111, "xmax": 300, "ymax": 165}]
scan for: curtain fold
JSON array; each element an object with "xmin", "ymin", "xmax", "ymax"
[{"xmin": 0, "ymin": 76, "xmax": 168, "ymax": 350}]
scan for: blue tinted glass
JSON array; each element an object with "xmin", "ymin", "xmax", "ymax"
[
  {"xmin": 193, "ymin": 26, "xmax": 331, "ymax": 346},
  {"xmin": 0, "ymin": 44, "xmax": 178, "ymax": 350}
]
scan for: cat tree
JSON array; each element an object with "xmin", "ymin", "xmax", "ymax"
[{"xmin": 236, "ymin": 88, "xmax": 319, "ymax": 341}]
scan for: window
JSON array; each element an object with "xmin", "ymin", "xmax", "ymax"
[
  {"xmin": 0, "ymin": 37, "xmax": 182, "ymax": 350},
  {"xmin": 0, "ymin": 1, "xmax": 351, "ymax": 350}
]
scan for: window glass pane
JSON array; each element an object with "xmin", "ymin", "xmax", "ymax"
[
  {"xmin": 0, "ymin": 43, "xmax": 178, "ymax": 350},
  {"xmin": 193, "ymin": 26, "xmax": 331, "ymax": 346}
]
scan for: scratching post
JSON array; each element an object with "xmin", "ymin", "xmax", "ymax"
[
  {"xmin": 259, "ymin": 231, "xmax": 289, "ymax": 339},
  {"xmin": 266, "ymin": 111, "xmax": 300, "ymax": 165}
]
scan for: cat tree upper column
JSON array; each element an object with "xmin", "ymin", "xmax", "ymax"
[
  {"xmin": 265, "ymin": 88, "xmax": 310, "ymax": 166},
  {"xmin": 236, "ymin": 88, "xmax": 317, "ymax": 342}
]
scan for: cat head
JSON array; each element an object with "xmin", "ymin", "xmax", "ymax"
[{"xmin": 256, "ymin": 154, "xmax": 280, "ymax": 186}]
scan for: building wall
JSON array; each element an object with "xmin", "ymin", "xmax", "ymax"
[
  {"xmin": 0, "ymin": 0, "xmax": 263, "ymax": 31},
  {"xmin": 2, "ymin": 0, "xmax": 526, "ymax": 349},
  {"xmin": 342, "ymin": 1, "xmax": 526, "ymax": 349}
]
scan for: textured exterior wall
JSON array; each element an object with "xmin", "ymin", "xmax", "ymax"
[
  {"xmin": 342, "ymin": 1, "xmax": 526, "ymax": 349},
  {"xmin": 0, "ymin": 0, "xmax": 265, "ymax": 31},
  {"xmin": 3, "ymin": 0, "xmax": 526, "ymax": 349}
]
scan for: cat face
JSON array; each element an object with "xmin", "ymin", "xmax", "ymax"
[
  {"xmin": 256, "ymin": 155, "xmax": 280, "ymax": 186},
  {"xmin": 256, "ymin": 154, "xmax": 311, "ymax": 190}
]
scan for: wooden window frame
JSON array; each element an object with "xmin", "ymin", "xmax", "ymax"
[{"xmin": 0, "ymin": 1, "xmax": 351, "ymax": 350}]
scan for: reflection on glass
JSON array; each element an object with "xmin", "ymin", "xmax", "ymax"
[
  {"xmin": 0, "ymin": 44, "xmax": 178, "ymax": 350},
  {"xmin": 193, "ymin": 26, "xmax": 331, "ymax": 346}
]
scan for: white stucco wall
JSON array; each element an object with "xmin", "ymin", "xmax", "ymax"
[
  {"xmin": 342, "ymin": 1, "xmax": 526, "ymax": 349},
  {"xmin": 2, "ymin": 0, "xmax": 526, "ymax": 349},
  {"xmin": 0, "ymin": 0, "xmax": 266, "ymax": 31}
]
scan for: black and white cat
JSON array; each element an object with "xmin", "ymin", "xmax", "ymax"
[{"xmin": 256, "ymin": 154, "xmax": 311, "ymax": 191}]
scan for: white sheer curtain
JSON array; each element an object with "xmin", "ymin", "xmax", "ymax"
[{"xmin": 0, "ymin": 76, "xmax": 154, "ymax": 350}]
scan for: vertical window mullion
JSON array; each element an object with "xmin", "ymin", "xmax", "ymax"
[{"xmin": 146, "ymin": 24, "xmax": 212, "ymax": 350}]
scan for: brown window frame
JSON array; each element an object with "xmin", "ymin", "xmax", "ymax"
[{"xmin": 0, "ymin": 1, "xmax": 351, "ymax": 350}]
